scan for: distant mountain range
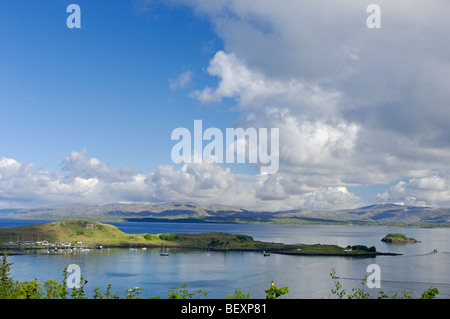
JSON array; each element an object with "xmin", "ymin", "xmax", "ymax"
[{"xmin": 1, "ymin": 202, "xmax": 450, "ymax": 225}]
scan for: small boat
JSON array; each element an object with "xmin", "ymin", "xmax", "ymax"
[
  {"xmin": 160, "ymin": 245, "xmax": 169, "ymax": 256},
  {"xmin": 263, "ymin": 251, "xmax": 270, "ymax": 257},
  {"xmin": 433, "ymin": 248, "xmax": 439, "ymax": 253},
  {"xmin": 129, "ymin": 244, "xmax": 139, "ymax": 252}
]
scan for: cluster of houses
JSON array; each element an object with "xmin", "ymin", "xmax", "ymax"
[
  {"xmin": 8, "ymin": 240, "xmax": 83, "ymax": 247},
  {"xmin": 6, "ymin": 240, "xmax": 103, "ymax": 253}
]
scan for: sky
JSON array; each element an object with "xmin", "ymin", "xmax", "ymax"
[{"xmin": 1, "ymin": 0, "xmax": 450, "ymax": 211}]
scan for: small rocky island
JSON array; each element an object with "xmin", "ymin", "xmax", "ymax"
[{"xmin": 381, "ymin": 233, "xmax": 420, "ymax": 243}]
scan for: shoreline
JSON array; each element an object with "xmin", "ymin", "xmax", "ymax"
[{"xmin": 1, "ymin": 244, "xmax": 402, "ymax": 257}]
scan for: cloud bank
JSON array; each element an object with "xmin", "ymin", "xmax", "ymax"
[{"xmin": 0, "ymin": 150, "xmax": 363, "ymax": 211}]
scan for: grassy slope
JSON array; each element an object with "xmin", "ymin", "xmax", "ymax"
[
  {"xmin": 0, "ymin": 221, "xmax": 146, "ymax": 246},
  {"xmin": 0, "ymin": 221, "xmax": 284, "ymax": 249}
]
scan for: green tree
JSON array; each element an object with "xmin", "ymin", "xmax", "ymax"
[
  {"xmin": 17, "ymin": 280, "xmax": 43, "ymax": 299},
  {"xmin": 43, "ymin": 279, "xmax": 65, "ymax": 299},
  {"xmin": 168, "ymin": 283, "xmax": 195, "ymax": 299},
  {"xmin": 226, "ymin": 288, "xmax": 252, "ymax": 299},
  {"xmin": 421, "ymin": 287, "xmax": 439, "ymax": 299},
  {"xmin": 0, "ymin": 250, "xmax": 18, "ymax": 298},
  {"xmin": 265, "ymin": 282, "xmax": 289, "ymax": 299}
]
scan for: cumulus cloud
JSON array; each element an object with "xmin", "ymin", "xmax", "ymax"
[
  {"xmin": 377, "ymin": 171, "xmax": 450, "ymax": 208},
  {"xmin": 181, "ymin": 0, "xmax": 450, "ymax": 205},
  {"xmin": 190, "ymin": 50, "xmax": 363, "ymax": 186},
  {"xmin": 0, "ymin": 150, "xmax": 363, "ymax": 211},
  {"xmin": 0, "ymin": 155, "xmax": 99, "ymax": 208}
]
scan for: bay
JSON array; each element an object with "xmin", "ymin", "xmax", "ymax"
[{"xmin": 1, "ymin": 219, "xmax": 450, "ymax": 299}]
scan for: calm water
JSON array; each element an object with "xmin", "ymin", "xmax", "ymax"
[{"xmin": 2, "ymin": 219, "xmax": 450, "ymax": 299}]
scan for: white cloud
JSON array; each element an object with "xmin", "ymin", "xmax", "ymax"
[
  {"xmin": 0, "ymin": 155, "xmax": 99, "ymax": 208},
  {"xmin": 190, "ymin": 50, "xmax": 361, "ymax": 180},
  {"xmin": 169, "ymin": 70, "xmax": 193, "ymax": 90},
  {"xmin": 0, "ymin": 150, "xmax": 364, "ymax": 211},
  {"xmin": 183, "ymin": 0, "xmax": 450, "ymax": 199},
  {"xmin": 377, "ymin": 172, "xmax": 450, "ymax": 208}
]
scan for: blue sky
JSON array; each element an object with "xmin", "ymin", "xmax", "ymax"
[
  {"xmin": 1, "ymin": 0, "xmax": 450, "ymax": 211},
  {"xmin": 1, "ymin": 1, "xmax": 229, "ymax": 171}
]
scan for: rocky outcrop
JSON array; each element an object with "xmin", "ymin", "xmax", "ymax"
[{"xmin": 381, "ymin": 233, "xmax": 420, "ymax": 243}]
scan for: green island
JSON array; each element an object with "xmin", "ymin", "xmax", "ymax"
[
  {"xmin": 381, "ymin": 233, "xmax": 420, "ymax": 243},
  {"xmin": 0, "ymin": 220, "xmax": 399, "ymax": 257}
]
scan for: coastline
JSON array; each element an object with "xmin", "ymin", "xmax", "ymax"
[{"xmin": 1, "ymin": 243, "xmax": 402, "ymax": 257}]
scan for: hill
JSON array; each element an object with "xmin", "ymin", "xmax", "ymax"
[
  {"xmin": 280, "ymin": 203, "xmax": 450, "ymax": 224},
  {"xmin": 1, "ymin": 202, "xmax": 450, "ymax": 226},
  {"xmin": 0, "ymin": 220, "xmax": 150, "ymax": 246},
  {"xmin": 0, "ymin": 202, "xmax": 245, "ymax": 219}
]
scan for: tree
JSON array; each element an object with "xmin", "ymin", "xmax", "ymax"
[
  {"xmin": 0, "ymin": 251, "xmax": 17, "ymax": 298},
  {"xmin": 226, "ymin": 288, "xmax": 252, "ymax": 299},
  {"xmin": 265, "ymin": 282, "xmax": 289, "ymax": 299},
  {"xmin": 421, "ymin": 287, "xmax": 439, "ymax": 299}
]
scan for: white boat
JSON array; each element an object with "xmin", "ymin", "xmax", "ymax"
[{"xmin": 160, "ymin": 245, "xmax": 169, "ymax": 256}]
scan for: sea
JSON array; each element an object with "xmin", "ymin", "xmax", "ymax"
[{"xmin": 1, "ymin": 218, "xmax": 450, "ymax": 299}]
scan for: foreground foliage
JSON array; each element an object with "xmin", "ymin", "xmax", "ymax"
[
  {"xmin": 0, "ymin": 251, "xmax": 439, "ymax": 299},
  {"xmin": 330, "ymin": 268, "xmax": 439, "ymax": 299}
]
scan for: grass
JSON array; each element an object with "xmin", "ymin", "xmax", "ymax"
[{"xmin": 0, "ymin": 221, "xmax": 150, "ymax": 246}]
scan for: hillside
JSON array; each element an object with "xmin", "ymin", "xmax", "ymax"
[
  {"xmin": 0, "ymin": 220, "xmax": 150, "ymax": 246},
  {"xmin": 280, "ymin": 204, "xmax": 450, "ymax": 224},
  {"xmin": 1, "ymin": 202, "xmax": 450, "ymax": 226},
  {"xmin": 0, "ymin": 202, "xmax": 245, "ymax": 220}
]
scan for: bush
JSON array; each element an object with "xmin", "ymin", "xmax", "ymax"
[
  {"xmin": 159, "ymin": 233, "xmax": 179, "ymax": 241},
  {"xmin": 168, "ymin": 283, "xmax": 210, "ymax": 299},
  {"xmin": 265, "ymin": 282, "xmax": 289, "ymax": 299},
  {"xmin": 345, "ymin": 245, "xmax": 377, "ymax": 252},
  {"xmin": 226, "ymin": 288, "xmax": 252, "ymax": 299},
  {"xmin": 144, "ymin": 234, "xmax": 154, "ymax": 241}
]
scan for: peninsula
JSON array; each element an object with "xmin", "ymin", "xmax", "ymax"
[{"xmin": 0, "ymin": 220, "xmax": 399, "ymax": 257}]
